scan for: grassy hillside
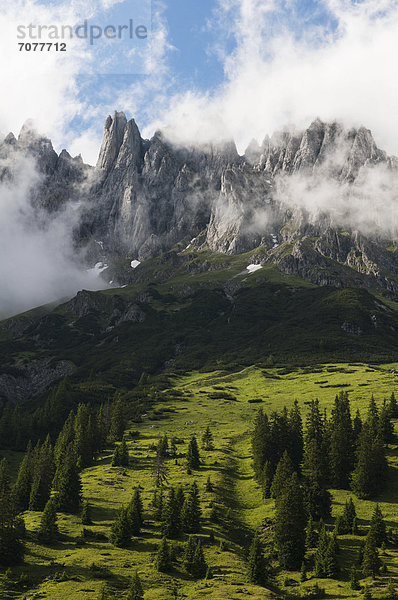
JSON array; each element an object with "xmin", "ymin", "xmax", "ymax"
[{"xmin": 4, "ymin": 363, "xmax": 398, "ymax": 599}]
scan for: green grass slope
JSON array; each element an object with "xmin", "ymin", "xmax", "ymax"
[{"xmin": 4, "ymin": 363, "xmax": 398, "ymax": 599}]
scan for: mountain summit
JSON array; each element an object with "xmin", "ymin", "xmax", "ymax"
[{"xmin": 3, "ymin": 112, "xmax": 398, "ymax": 293}]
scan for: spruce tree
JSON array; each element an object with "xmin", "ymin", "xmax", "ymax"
[
  {"xmin": 201, "ymin": 425, "xmax": 214, "ymax": 451},
  {"xmin": 205, "ymin": 476, "xmax": 213, "ymax": 493},
  {"xmin": 378, "ymin": 401, "xmax": 394, "ymax": 444},
  {"xmin": 186, "ymin": 436, "xmax": 200, "ymax": 470},
  {"xmin": 110, "ymin": 507, "xmax": 131, "ymax": 548},
  {"xmin": 52, "ymin": 444, "xmax": 82, "ymax": 513},
  {"xmin": 352, "ymin": 424, "xmax": 388, "ymax": 499},
  {"xmin": 162, "ymin": 487, "xmax": 181, "ymax": 539},
  {"xmin": 247, "ymin": 533, "xmax": 266, "ymax": 585},
  {"xmin": 362, "ymin": 530, "xmax": 380, "ymax": 578},
  {"xmin": 287, "ymin": 400, "xmax": 304, "ymax": 473},
  {"xmin": 367, "ymin": 395, "xmax": 379, "ymax": 439},
  {"xmin": 324, "ymin": 535, "xmax": 338, "ymax": 578},
  {"xmin": 29, "ymin": 437, "xmax": 55, "ymax": 511},
  {"xmin": 38, "ymin": 497, "xmax": 58, "ymax": 543},
  {"xmin": 13, "ymin": 441, "xmax": 33, "ymax": 511},
  {"xmin": 270, "ymin": 451, "xmax": 295, "ymax": 499},
  {"xmin": 314, "ymin": 521, "xmax": 329, "ymax": 577},
  {"xmin": 127, "ymin": 571, "xmax": 144, "ymax": 600},
  {"xmin": 251, "ymin": 409, "xmax": 271, "ymax": 481},
  {"xmin": 370, "ymin": 504, "xmax": 387, "ymax": 546},
  {"xmin": 304, "ymin": 478, "xmax": 332, "ymax": 521},
  {"xmin": 109, "ymin": 394, "xmax": 126, "ymax": 442},
  {"xmin": 353, "ymin": 409, "xmax": 363, "ymax": 443},
  {"xmin": 155, "ymin": 536, "xmax": 171, "ymax": 572},
  {"xmin": 157, "ymin": 435, "xmax": 169, "ymax": 458},
  {"xmin": 329, "ymin": 391, "xmax": 354, "ymax": 488},
  {"xmin": 274, "ymin": 473, "xmax": 306, "ymax": 570},
  {"xmin": 182, "ymin": 482, "xmax": 201, "ymax": 533},
  {"xmin": 389, "ymin": 392, "xmax": 398, "ymax": 418},
  {"xmin": 342, "ymin": 498, "xmax": 357, "ymax": 534},
  {"xmin": 74, "ymin": 404, "xmax": 93, "ymax": 468},
  {"xmin": 191, "ymin": 541, "xmax": 207, "ymax": 579},
  {"xmin": 258, "ymin": 463, "xmax": 271, "ymax": 502},
  {"xmin": 305, "ymin": 515, "xmax": 318, "ymax": 548},
  {"xmin": 0, "ymin": 458, "xmax": 25, "ymax": 565},
  {"xmin": 183, "ymin": 535, "xmax": 197, "ymax": 573},
  {"xmin": 81, "ymin": 500, "xmax": 93, "ymax": 525}
]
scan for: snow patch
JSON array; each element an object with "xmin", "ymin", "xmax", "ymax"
[
  {"xmin": 247, "ymin": 264, "xmax": 263, "ymax": 273},
  {"xmin": 130, "ymin": 260, "xmax": 141, "ymax": 269},
  {"xmin": 87, "ymin": 262, "xmax": 108, "ymax": 276}
]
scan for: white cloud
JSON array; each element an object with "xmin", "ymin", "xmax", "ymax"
[{"xmin": 143, "ymin": 0, "xmax": 398, "ymax": 156}]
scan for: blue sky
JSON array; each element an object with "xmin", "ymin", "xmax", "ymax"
[{"xmin": 2, "ymin": 0, "xmax": 398, "ymax": 162}]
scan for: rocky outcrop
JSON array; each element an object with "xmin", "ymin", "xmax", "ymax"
[{"xmin": 0, "ymin": 358, "xmax": 76, "ymax": 403}]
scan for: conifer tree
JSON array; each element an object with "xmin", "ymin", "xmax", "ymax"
[
  {"xmin": 368, "ymin": 395, "xmax": 379, "ymax": 439},
  {"xmin": 175, "ymin": 486, "xmax": 185, "ymax": 512},
  {"xmin": 271, "ymin": 451, "xmax": 295, "ymax": 499},
  {"xmin": 162, "ymin": 487, "xmax": 181, "ymax": 539},
  {"xmin": 112, "ymin": 440, "xmax": 129, "ymax": 467},
  {"xmin": 362, "ymin": 530, "xmax": 380, "ymax": 578},
  {"xmin": 389, "ymin": 392, "xmax": 398, "ymax": 418},
  {"xmin": 352, "ymin": 424, "xmax": 388, "ymax": 499},
  {"xmin": 378, "ymin": 401, "xmax": 394, "ymax": 444},
  {"xmin": 54, "ymin": 411, "xmax": 75, "ymax": 468},
  {"xmin": 205, "ymin": 476, "xmax": 213, "ymax": 493},
  {"xmin": 52, "ymin": 444, "xmax": 82, "ymax": 514},
  {"xmin": 305, "ymin": 515, "xmax": 318, "ymax": 548},
  {"xmin": 111, "ymin": 445, "xmax": 121, "ymax": 467},
  {"xmin": 152, "ymin": 453, "xmax": 169, "ymax": 487},
  {"xmin": 186, "ymin": 436, "xmax": 200, "ymax": 470},
  {"xmin": 38, "ymin": 497, "xmax": 58, "ymax": 543},
  {"xmin": 329, "ymin": 391, "xmax": 354, "ymax": 488},
  {"xmin": 157, "ymin": 435, "xmax": 169, "ymax": 458},
  {"xmin": 109, "ymin": 394, "xmax": 126, "ymax": 442},
  {"xmin": 152, "ymin": 488, "xmax": 164, "ymax": 520},
  {"xmin": 251, "ymin": 409, "xmax": 271, "ymax": 481},
  {"xmin": 131, "ymin": 489, "xmax": 144, "ymax": 526},
  {"xmin": 314, "ymin": 521, "xmax": 330, "ymax": 577},
  {"xmin": 29, "ymin": 437, "xmax": 55, "ymax": 511},
  {"xmin": 74, "ymin": 404, "xmax": 93, "ymax": 468},
  {"xmin": 304, "ymin": 478, "xmax": 332, "ymax": 521},
  {"xmin": 324, "ymin": 535, "xmax": 338, "ymax": 578},
  {"xmin": 287, "ymin": 400, "xmax": 304, "ymax": 473},
  {"xmin": 127, "ymin": 571, "xmax": 144, "ymax": 600},
  {"xmin": 247, "ymin": 533, "xmax": 267, "ymax": 585},
  {"xmin": 81, "ymin": 500, "xmax": 93, "ymax": 525},
  {"xmin": 342, "ymin": 498, "xmax": 357, "ymax": 534},
  {"xmin": 110, "ymin": 507, "xmax": 131, "ymax": 547},
  {"xmin": 274, "ymin": 473, "xmax": 306, "ymax": 570},
  {"xmin": 155, "ymin": 536, "xmax": 171, "ymax": 572},
  {"xmin": 182, "ymin": 482, "xmax": 201, "ymax": 533},
  {"xmin": 370, "ymin": 504, "xmax": 387, "ymax": 546},
  {"xmin": 13, "ymin": 441, "xmax": 33, "ymax": 511},
  {"xmin": 191, "ymin": 541, "xmax": 207, "ymax": 579},
  {"xmin": 353, "ymin": 409, "xmax": 363, "ymax": 444},
  {"xmin": 0, "ymin": 459, "xmax": 25, "ymax": 565},
  {"xmin": 201, "ymin": 425, "xmax": 214, "ymax": 451},
  {"xmin": 262, "ymin": 460, "xmax": 273, "ymax": 499},
  {"xmin": 183, "ymin": 535, "xmax": 197, "ymax": 573}
]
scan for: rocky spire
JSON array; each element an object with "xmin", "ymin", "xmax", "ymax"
[{"xmin": 96, "ymin": 111, "xmax": 128, "ymax": 171}]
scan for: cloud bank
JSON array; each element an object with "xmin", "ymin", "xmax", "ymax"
[{"xmin": 0, "ymin": 150, "xmax": 105, "ymax": 319}]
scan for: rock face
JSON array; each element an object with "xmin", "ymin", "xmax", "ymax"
[
  {"xmin": 3, "ymin": 113, "xmax": 398, "ymax": 293},
  {"xmin": 0, "ymin": 358, "xmax": 76, "ymax": 403}
]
